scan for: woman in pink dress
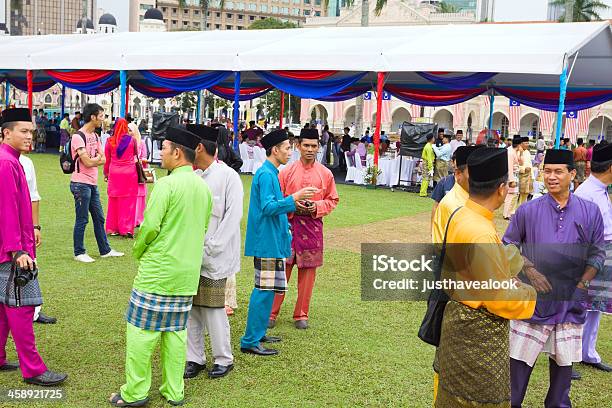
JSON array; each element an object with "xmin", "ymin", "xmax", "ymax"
[
  {"xmin": 128, "ymin": 123, "xmax": 147, "ymax": 227},
  {"xmin": 103, "ymin": 118, "xmax": 139, "ymax": 238}
]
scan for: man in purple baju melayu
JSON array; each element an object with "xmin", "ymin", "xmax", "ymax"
[{"xmin": 503, "ymin": 149, "xmax": 606, "ymax": 408}]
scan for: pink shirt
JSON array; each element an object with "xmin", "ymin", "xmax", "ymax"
[
  {"xmin": 70, "ymin": 128, "xmax": 103, "ymax": 185},
  {"xmin": 279, "ymin": 160, "xmax": 339, "ymax": 219},
  {"xmin": 0, "ymin": 144, "xmax": 35, "ymax": 263}
]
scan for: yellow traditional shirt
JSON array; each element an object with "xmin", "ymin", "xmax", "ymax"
[
  {"xmin": 443, "ymin": 199, "xmax": 536, "ymax": 320},
  {"xmin": 431, "ymin": 182, "xmax": 468, "ymax": 244}
]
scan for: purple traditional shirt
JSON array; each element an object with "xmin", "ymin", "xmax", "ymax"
[
  {"xmin": 0, "ymin": 143, "xmax": 35, "ymax": 263},
  {"xmin": 503, "ymin": 193, "xmax": 605, "ymax": 325},
  {"xmin": 574, "ymin": 175, "xmax": 612, "ymax": 243}
]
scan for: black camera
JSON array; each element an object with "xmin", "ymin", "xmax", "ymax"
[{"xmin": 14, "ymin": 262, "xmax": 38, "ymax": 287}]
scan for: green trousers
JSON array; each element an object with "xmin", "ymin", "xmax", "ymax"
[
  {"xmin": 120, "ymin": 323, "xmax": 187, "ymax": 403},
  {"xmin": 420, "ymin": 163, "xmax": 432, "ymax": 197}
]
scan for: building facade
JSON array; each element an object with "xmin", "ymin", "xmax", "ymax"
[
  {"xmin": 155, "ymin": 0, "xmax": 325, "ymax": 31},
  {"xmin": 5, "ymin": 0, "xmax": 97, "ymax": 36}
]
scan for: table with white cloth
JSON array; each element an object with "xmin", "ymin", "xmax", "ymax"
[{"xmin": 365, "ymin": 155, "xmax": 418, "ymax": 187}]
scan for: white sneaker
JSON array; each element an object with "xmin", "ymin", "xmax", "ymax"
[
  {"xmin": 74, "ymin": 254, "xmax": 95, "ymax": 263},
  {"xmin": 101, "ymin": 249, "xmax": 124, "ymax": 258}
]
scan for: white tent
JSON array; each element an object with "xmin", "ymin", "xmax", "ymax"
[{"xmin": 0, "ymin": 21, "xmax": 611, "ymax": 90}]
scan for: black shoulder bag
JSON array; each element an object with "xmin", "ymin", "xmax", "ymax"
[{"xmin": 417, "ymin": 206, "xmax": 462, "ymax": 347}]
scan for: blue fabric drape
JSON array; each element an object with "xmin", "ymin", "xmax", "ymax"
[
  {"xmin": 233, "ymin": 72, "xmax": 241, "ymax": 151},
  {"xmin": 417, "ymin": 72, "xmax": 497, "ymax": 89},
  {"xmin": 139, "ymin": 70, "xmax": 231, "ymax": 91},
  {"xmin": 255, "ymin": 71, "xmax": 367, "ymax": 99},
  {"xmin": 315, "ymin": 86, "xmax": 372, "ymax": 102}
]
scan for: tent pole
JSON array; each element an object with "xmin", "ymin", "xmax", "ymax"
[
  {"xmin": 119, "ymin": 70, "xmax": 127, "ymax": 119},
  {"xmin": 196, "ymin": 90, "xmax": 201, "ymax": 124},
  {"xmin": 488, "ymin": 93, "xmax": 494, "ymax": 140},
  {"xmin": 374, "ymin": 72, "xmax": 385, "ymax": 168},
  {"xmin": 26, "ymin": 70, "xmax": 33, "ymax": 115},
  {"xmin": 554, "ymin": 65, "xmax": 568, "ymax": 149},
  {"xmin": 233, "ymin": 71, "xmax": 240, "ymax": 151},
  {"xmin": 60, "ymin": 85, "xmax": 65, "ymax": 118},
  {"xmin": 280, "ymin": 91, "xmax": 285, "ymax": 128},
  {"xmin": 5, "ymin": 82, "xmax": 10, "ymax": 107},
  {"xmin": 125, "ymin": 83, "xmax": 130, "ymax": 118},
  {"xmin": 600, "ymin": 112, "xmax": 605, "ymax": 141}
]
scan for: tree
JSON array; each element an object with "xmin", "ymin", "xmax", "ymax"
[
  {"xmin": 265, "ymin": 90, "xmax": 300, "ymax": 123},
  {"xmin": 248, "ymin": 17, "xmax": 297, "ymax": 30},
  {"xmin": 181, "ymin": 92, "xmax": 197, "ymax": 116},
  {"xmin": 550, "ymin": 0, "xmax": 610, "ymax": 22},
  {"xmin": 438, "ymin": 2, "xmax": 459, "ymax": 13}
]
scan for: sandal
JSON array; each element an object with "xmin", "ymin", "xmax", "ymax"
[{"xmin": 109, "ymin": 392, "xmax": 149, "ymax": 407}]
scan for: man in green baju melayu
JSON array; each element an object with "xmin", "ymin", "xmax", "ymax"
[{"xmin": 110, "ymin": 126, "xmax": 212, "ymax": 407}]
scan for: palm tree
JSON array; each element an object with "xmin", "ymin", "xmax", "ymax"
[
  {"xmin": 549, "ymin": 0, "xmax": 610, "ymax": 22},
  {"xmin": 438, "ymin": 2, "xmax": 459, "ymax": 13}
]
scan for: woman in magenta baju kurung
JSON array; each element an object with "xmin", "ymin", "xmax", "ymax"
[
  {"xmin": 104, "ymin": 118, "xmax": 139, "ymax": 237},
  {"xmin": 129, "ymin": 123, "xmax": 147, "ymax": 227}
]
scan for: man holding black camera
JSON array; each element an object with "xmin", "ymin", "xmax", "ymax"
[{"xmin": 0, "ymin": 108, "xmax": 66, "ymax": 386}]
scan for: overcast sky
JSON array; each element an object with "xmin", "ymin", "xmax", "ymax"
[{"xmin": 98, "ymin": 0, "xmax": 129, "ymax": 32}]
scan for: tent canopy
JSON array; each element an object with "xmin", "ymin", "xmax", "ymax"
[
  {"xmin": 2, "ymin": 21, "xmax": 612, "ymax": 111},
  {"xmin": 0, "ymin": 22, "xmax": 609, "ymax": 78}
]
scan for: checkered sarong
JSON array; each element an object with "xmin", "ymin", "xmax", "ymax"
[
  {"xmin": 254, "ymin": 257, "xmax": 287, "ymax": 292},
  {"xmin": 509, "ymin": 320, "xmax": 582, "ymax": 367},
  {"xmin": 125, "ymin": 289, "xmax": 193, "ymax": 332}
]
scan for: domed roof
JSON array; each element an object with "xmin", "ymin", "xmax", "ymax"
[
  {"xmin": 99, "ymin": 13, "xmax": 117, "ymax": 26},
  {"xmin": 76, "ymin": 18, "xmax": 94, "ymax": 29},
  {"xmin": 144, "ymin": 8, "xmax": 164, "ymax": 21}
]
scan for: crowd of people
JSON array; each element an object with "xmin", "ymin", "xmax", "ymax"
[
  {"xmin": 0, "ymin": 101, "xmax": 609, "ymax": 407},
  {"xmin": 0, "ymin": 105, "xmax": 339, "ymax": 406},
  {"xmin": 428, "ymin": 129, "xmax": 611, "ymax": 407}
]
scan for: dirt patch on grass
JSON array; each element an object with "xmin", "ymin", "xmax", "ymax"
[
  {"xmin": 325, "ymin": 210, "xmax": 512, "ymax": 254},
  {"xmin": 325, "ymin": 212, "xmax": 432, "ymax": 253}
]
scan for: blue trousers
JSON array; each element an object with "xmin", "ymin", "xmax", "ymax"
[
  {"xmin": 240, "ymin": 288, "xmax": 274, "ymax": 349},
  {"xmin": 70, "ymin": 182, "xmax": 111, "ymax": 256}
]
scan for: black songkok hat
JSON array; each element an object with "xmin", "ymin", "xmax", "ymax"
[
  {"xmin": 1, "ymin": 108, "xmax": 32, "ymax": 125},
  {"xmin": 186, "ymin": 124, "xmax": 218, "ymax": 143},
  {"xmin": 261, "ymin": 129, "xmax": 288, "ymax": 150},
  {"xmin": 299, "ymin": 128, "xmax": 319, "ymax": 139},
  {"xmin": 165, "ymin": 126, "xmax": 200, "ymax": 150},
  {"xmin": 521, "ymin": 136, "xmax": 529, "ymax": 143},
  {"xmin": 512, "ymin": 135, "xmax": 522, "ymax": 145},
  {"xmin": 592, "ymin": 143, "xmax": 612, "ymax": 163},
  {"xmin": 467, "ymin": 147, "xmax": 508, "ymax": 182},
  {"xmin": 455, "ymin": 145, "xmax": 485, "ymax": 167},
  {"xmin": 543, "ymin": 149, "xmax": 574, "ymax": 166}
]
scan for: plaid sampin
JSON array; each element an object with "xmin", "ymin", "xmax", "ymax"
[
  {"xmin": 254, "ymin": 257, "xmax": 287, "ymax": 292},
  {"xmin": 125, "ymin": 289, "xmax": 193, "ymax": 332}
]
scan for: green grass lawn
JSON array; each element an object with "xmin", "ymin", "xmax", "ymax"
[{"xmin": 0, "ymin": 153, "xmax": 609, "ymax": 407}]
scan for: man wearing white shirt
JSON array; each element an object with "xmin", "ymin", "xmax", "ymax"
[
  {"xmin": 449, "ymin": 130, "xmax": 466, "ymax": 155},
  {"xmin": 432, "ymin": 134, "xmax": 452, "ymax": 183},
  {"xmin": 12, "ymin": 147, "xmax": 57, "ymax": 324},
  {"xmin": 184, "ymin": 125, "xmax": 244, "ymax": 380}
]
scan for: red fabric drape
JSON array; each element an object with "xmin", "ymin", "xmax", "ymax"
[
  {"xmin": 271, "ymin": 70, "xmax": 338, "ymax": 80},
  {"xmin": 373, "ymin": 72, "xmax": 385, "ymax": 168},
  {"xmin": 26, "ymin": 70, "xmax": 33, "ymax": 114},
  {"xmin": 148, "ymin": 70, "xmax": 204, "ymax": 79},
  {"xmin": 45, "ymin": 70, "xmax": 114, "ymax": 84},
  {"xmin": 280, "ymin": 91, "xmax": 285, "ymax": 128}
]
